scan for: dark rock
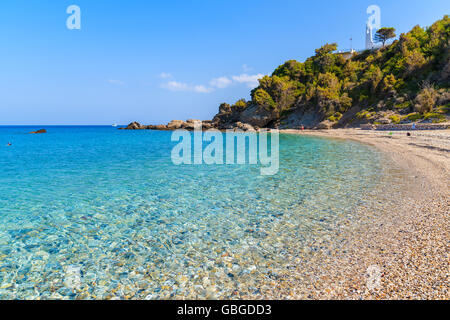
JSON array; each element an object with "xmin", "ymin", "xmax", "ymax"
[
  {"xmin": 30, "ymin": 129, "xmax": 47, "ymax": 134},
  {"xmin": 121, "ymin": 122, "xmax": 143, "ymax": 130},
  {"xmin": 212, "ymin": 102, "xmax": 272, "ymax": 130},
  {"xmin": 212, "ymin": 103, "xmax": 243, "ymax": 129},
  {"xmin": 240, "ymin": 104, "xmax": 277, "ymax": 128},
  {"xmin": 277, "ymin": 105, "xmax": 324, "ymax": 129},
  {"xmin": 202, "ymin": 122, "xmax": 214, "ymax": 130}
]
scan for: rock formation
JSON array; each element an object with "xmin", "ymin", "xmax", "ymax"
[{"xmin": 30, "ymin": 129, "xmax": 47, "ymax": 134}]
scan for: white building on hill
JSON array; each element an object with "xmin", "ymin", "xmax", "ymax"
[
  {"xmin": 336, "ymin": 21, "xmax": 382, "ymax": 59},
  {"xmin": 366, "ymin": 23, "xmax": 375, "ymax": 50}
]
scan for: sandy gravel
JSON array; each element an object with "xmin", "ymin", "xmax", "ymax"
[{"xmin": 277, "ymin": 129, "xmax": 450, "ymax": 300}]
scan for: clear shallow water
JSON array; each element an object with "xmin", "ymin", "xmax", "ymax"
[{"xmin": 0, "ymin": 126, "xmax": 405, "ymax": 299}]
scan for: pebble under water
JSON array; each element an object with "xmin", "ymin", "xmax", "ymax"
[{"xmin": 0, "ymin": 126, "xmax": 409, "ymax": 299}]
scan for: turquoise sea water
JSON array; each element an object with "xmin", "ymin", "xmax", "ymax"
[{"xmin": 0, "ymin": 126, "xmax": 406, "ymax": 299}]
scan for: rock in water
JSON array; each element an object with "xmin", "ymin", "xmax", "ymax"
[
  {"xmin": 167, "ymin": 120, "xmax": 185, "ymax": 129},
  {"xmin": 120, "ymin": 120, "xmax": 215, "ymax": 131},
  {"xmin": 30, "ymin": 129, "xmax": 47, "ymax": 134},
  {"xmin": 153, "ymin": 124, "xmax": 169, "ymax": 130},
  {"xmin": 123, "ymin": 122, "xmax": 143, "ymax": 130}
]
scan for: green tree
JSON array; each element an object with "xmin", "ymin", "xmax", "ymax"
[
  {"xmin": 232, "ymin": 99, "xmax": 247, "ymax": 110},
  {"xmin": 252, "ymin": 89, "xmax": 276, "ymax": 110},
  {"xmin": 314, "ymin": 43, "xmax": 338, "ymax": 56},
  {"xmin": 374, "ymin": 27, "xmax": 397, "ymax": 46}
]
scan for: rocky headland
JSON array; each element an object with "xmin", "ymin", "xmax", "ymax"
[
  {"xmin": 121, "ymin": 16, "xmax": 449, "ymax": 133},
  {"xmin": 120, "ymin": 119, "xmax": 260, "ymax": 132}
]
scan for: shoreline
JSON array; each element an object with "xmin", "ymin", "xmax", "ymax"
[
  {"xmin": 280, "ymin": 128, "xmax": 450, "ymax": 190},
  {"xmin": 1, "ymin": 126, "xmax": 448, "ymax": 299},
  {"xmin": 277, "ymin": 129, "xmax": 449, "ymax": 299}
]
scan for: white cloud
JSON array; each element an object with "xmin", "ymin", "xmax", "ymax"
[
  {"xmin": 159, "ymin": 72, "xmax": 173, "ymax": 79},
  {"xmin": 194, "ymin": 85, "xmax": 214, "ymax": 93},
  {"xmin": 161, "ymin": 81, "xmax": 213, "ymax": 93},
  {"xmin": 232, "ymin": 73, "xmax": 264, "ymax": 88},
  {"xmin": 160, "ymin": 72, "xmax": 265, "ymax": 94},
  {"xmin": 210, "ymin": 76, "xmax": 232, "ymax": 89},
  {"xmin": 161, "ymin": 81, "xmax": 190, "ymax": 91},
  {"xmin": 107, "ymin": 79, "xmax": 125, "ymax": 85}
]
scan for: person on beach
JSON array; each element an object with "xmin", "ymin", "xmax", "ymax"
[
  {"xmin": 412, "ymin": 122, "xmax": 416, "ymax": 130},
  {"xmin": 301, "ymin": 125, "xmax": 305, "ymax": 131}
]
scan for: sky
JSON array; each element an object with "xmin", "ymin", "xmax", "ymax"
[{"xmin": 0, "ymin": 0, "xmax": 448, "ymax": 125}]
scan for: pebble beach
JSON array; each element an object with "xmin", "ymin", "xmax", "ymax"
[{"xmin": 278, "ymin": 128, "xmax": 449, "ymax": 299}]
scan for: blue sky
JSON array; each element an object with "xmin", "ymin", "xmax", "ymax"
[{"xmin": 0, "ymin": 0, "xmax": 448, "ymax": 125}]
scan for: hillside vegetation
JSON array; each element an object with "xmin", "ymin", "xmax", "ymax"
[{"xmin": 213, "ymin": 16, "xmax": 450, "ymax": 129}]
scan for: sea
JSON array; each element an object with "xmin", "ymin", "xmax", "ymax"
[{"xmin": 0, "ymin": 126, "xmax": 408, "ymax": 299}]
